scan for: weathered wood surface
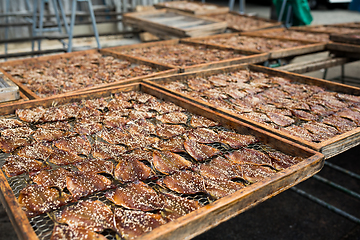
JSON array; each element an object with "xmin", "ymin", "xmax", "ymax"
[
  {"xmin": 276, "ymin": 56, "xmax": 351, "ymax": 74},
  {"xmin": 145, "ymin": 64, "xmax": 360, "ymax": 159},
  {"xmin": 330, "ymin": 32, "xmax": 360, "ymax": 45},
  {"xmin": 123, "ymin": 9, "xmax": 227, "ymax": 38},
  {"xmin": 0, "ymin": 49, "xmax": 178, "ymax": 100},
  {"xmin": 182, "ymin": 33, "xmax": 326, "ymax": 59},
  {"xmin": 101, "ymin": 39, "xmax": 269, "ymax": 73},
  {"xmin": 0, "ymin": 82, "xmax": 324, "ymax": 240},
  {"xmin": 327, "ymin": 42, "xmax": 360, "ymax": 59},
  {"xmin": 154, "ymin": 1, "xmax": 229, "ymax": 15}
]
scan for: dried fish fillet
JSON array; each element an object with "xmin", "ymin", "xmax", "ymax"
[
  {"xmin": 187, "ymin": 128, "xmax": 220, "ymax": 144},
  {"xmin": 158, "ymin": 170, "xmax": 205, "ymax": 194},
  {"xmin": 241, "ymin": 164, "xmax": 276, "ymax": 183},
  {"xmin": 51, "ymin": 225, "xmax": 108, "ymax": 240},
  {"xmin": 91, "ymin": 141, "xmax": 126, "ymax": 160},
  {"xmin": 19, "ymin": 185, "xmax": 72, "ymax": 217},
  {"xmin": 266, "ymin": 112, "xmax": 295, "ymax": 127},
  {"xmin": 31, "ymin": 167, "xmax": 70, "ymax": 189},
  {"xmin": 204, "ymin": 178, "xmax": 245, "ymax": 200},
  {"xmin": 184, "ymin": 139, "xmax": 220, "ymax": 162},
  {"xmin": 196, "ymin": 156, "xmax": 243, "ymax": 181},
  {"xmin": 160, "ymin": 192, "xmax": 201, "ymax": 221},
  {"xmin": 190, "ymin": 115, "xmax": 219, "ymax": 128},
  {"xmin": 76, "ymin": 159, "xmax": 114, "ymax": 175},
  {"xmin": 54, "ymin": 135, "xmax": 92, "ymax": 156},
  {"xmin": 0, "ymin": 136, "xmax": 31, "ymax": 153},
  {"xmin": 114, "ymin": 208, "xmax": 166, "ymax": 240},
  {"xmin": 266, "ymin": 151, "xmax": 303, "ymax": 170},
  {"xmin": 218, "ymin": 131, "xmax": 258, "ymax": 149},
  {"xmin": 321, "ymin": 115, "xmax": 357, "ymax": 133},
  {"xmin": 281, "ymin": 126, "xmax": 315, "ymax": 142},
  {"xmin": 1, "ymin": 127, "xmax": 34, "ymax": 139},
  {"xmin": 0, "ymin": 119, "xmax": 27, "ymax": 130},
  {"xmin": 152, "ymin": 150, "xmax": 192, "ymax": 175},
  {"xmin": 126, "ymin": 119, "xmax": 156, "ymax": 136},
  {"xmin": 114, "ymin": 158, "xmax": 155, "ymax": 183},
  {"xmin": 106, "ymin": 181, "xmax": 163, "ymax": 211},
  {"xmin": 120, "ymin": 149, "xmax": 153, "ymax": 162},
  {"xmin": 40, "ymin": 107, "xmax": 66, "ymax": 122},
  {"xmin": 16, "ymin": 106, "xmax": 45, "ymax": 123},
  {"xmin": 17, "ymin": 142, "xmax": 53, "ymax": 160},
  {"xmin": 291, "ymin": 109, "xmax": 318, "ymax": 121},
  {"xmin": 225, "ymin": 148, "xmax": 272, "ymax": 166},
  {"xmin": 155, "ymin": 124, "xmax": 187, "ymax": 139},
  {"xmin": 156, "ymin": 112, "xmax": 188, "ymax": 124},
  {"xmin": 55, "ymin": 200, "xmax": 114, "ymax": 232},
  {"xmin": 103, "ymin": 111, "xmax": 129, "ymax": 128},
  {"xmin": 66, "ymin": 172, "xmax": 113, "ymax": 199},
  {"xmin": 48, "ymin": 148, "xmax": 84, "ymax": 166},
  {"xmin": 302, "ymin": 121, "xmax": 339, "ymax": 142},
  {"xmin": 336, "ymin": 109, "xmax": 360, "ymax": 125},
  {"xmin": 188, "ymin": 77, "xmax": 212, "ymax": 91},
  {"xmin": 153, "ymin": 135, "xmax": 185, "ymax": 152},
  {"xmin": 2, "ymin": 155, "xmax": 49, "ymax": 177},
  {"xmin": 33, "ymin": 128, "xmax": 69, "ymax": 142},
  {"xmin": 74, "ymin": 119, "xmax": 103, "ymax": 135}
]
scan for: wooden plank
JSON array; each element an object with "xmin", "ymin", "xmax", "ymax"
[
  {"xmin": 327, "ymin": 42, "xmax": 360, "ymax": 58},
  {"xmin": 144, "ymin": 64, "xmax": 360, "ymax": 158},
  {"xmin": 154, "ymin": 1, "xmax": 229, "ymax": 16},
  {"xmin": 277, "ymin": 56, "xmax": 351, "ymax": 74},
  {"xmin": 0, "ymin": 82, "xmax": 324, "ymax": 240},
  {"xmin": 291, "ymin": 25, "xmax": 359, "ymax": 35},
  {"xmin": 330, "ymin": 32, "xmax": 360, "ymax": 45}
]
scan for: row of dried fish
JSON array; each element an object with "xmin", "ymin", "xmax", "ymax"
[
  {"xmin": 116, "ymin": 43, "xmax": 245, "ymax": 67},
  {"xmin": 248, "ymin": 29, "xmax": 330, "ymax": 42},
  {"xmin": 1, "ymin": 53, "xmax": 158, "ymax": 97},
  {"xmin": 164, "ymin": 70, "xmax": 360, "ymax": 142},
  {"xmin": 190, "ymin": 35, "xmax": 307, "ymax": 52}
]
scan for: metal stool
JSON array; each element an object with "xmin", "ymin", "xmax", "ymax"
[
  {"xmin": 229, "ymin": 0, "xmax": 246, "ymax": 14},
  {"xmin": 31, "ymin": 0, "xmax": 69, "ymax": 52},
  {"xmin": 277, "ymin": 0, "xmax": 293, "ymax": 28},
  {"xmin": 67, "ymin": 0, "xmax": 101, "ymax": 52}
]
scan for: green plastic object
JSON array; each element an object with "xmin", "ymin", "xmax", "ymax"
[{"xmin": 273, "ymin": 0, "xmax": 313, "ymax": 26}]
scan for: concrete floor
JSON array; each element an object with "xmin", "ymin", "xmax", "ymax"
[{"xmin": 1, "ymin": 2, "xmax": 360, "ymax": 240}]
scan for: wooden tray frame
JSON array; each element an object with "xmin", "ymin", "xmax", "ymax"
[
  {"xmin": 290, "ymin": 25, "xmax": 359, "ymax": 34},
  {"xmin": 327, "ymin": 42, "xmax": 360, "ymax": 59},
  {"xmin": 330, "ymin": 32, "xmax": 360, "ymax": 45},
  {"xmin": 123, "ymin": 9, "xmax": 227, "ymax": 38},
  {"xmin": 182, "ymin": 32, "xmax": 326, "ymax": 59},
  {"xmin": 0, "ymin": 49, "xmax": 178, "ymax": 100},
  {"xmin": 204, "ymin": 11, "xmax": 282, "ymax": 32},
  {"xmin": 154, "ymin": 1, "xmax": 229, "ymax": 15},
  {"xmin": 0, "ymin": 83, "xmax": 324, "ymax": 240},
  {"xmin": 241, "ymin": 27, "xmax": 331, "ymax": 43},
  {"xmin": 101, "ymin": 39, "xmax": 269, "ymax": 73},
  {"xmin": 327, "ymin": 22, "xmax": 360, "ymax": 29},
  {"xmin": 144, "ymin": 64, "xmax": 360, "ymax": 159}
]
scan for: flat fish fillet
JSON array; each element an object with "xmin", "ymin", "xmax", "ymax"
[
  {"xmin": 156, "ymin": 112, "xmax": 188, "ymax": 124},
  {"xmin": 48, "ymin": 148, "xmax": 84, "ymax": 165},
  {"xmin": 16, "ymin": 106, "xmax": 45, "ymax": 123},
  {"xmin": 266, "ymin": 151, "xmax": 303, "ymax": 170},
  {"xmin": 241, "ymin": 164, "xmax": 276, "ymax": 183},
  {"xmin": 321, "ymin": 115, "xmax": 357, "ymax": 133},
  {"xmin": 155, "ymin": 124, "xmax": 187, "ymax": 139},
  {"xmin": 31, "ymin": 167, "xmax": 70, "ymax": 189},
  {"xmin": 33, "ymin": 128, "xmax": 69, "ymax": 142},
  {"xmin": 218, "ymin": 131, "xmax": 258, "ymax": 149},
  {"xmin": 16, "ymin": 142, "xmax": 53, "ymax": 160},
  {"xmin": 158, "ymin": 170, "xmax": 205, "ymax": 194},
  {"xmin": 153, "ymin": 135, "xmax": 185, "ymax": 152},
  {"xmin": 266, "ymin": 112, "xmax": 295, "ymax": 127},
  {"xmin": 55, "ymin": 200, "xmax": 114, "ymax": 232},
  {"xmin": 51, "ymin": 225, "xmax": 108, "ymax": 240},
  {"xmin": 74, "ymin": 119, "xmax": 103, "ymax": 135},
  {"xmin": 114, "ymin": 158, "xmax": 155, "ymax": 183},
  {"xmin": 160, "ymin": 192, "xmax": 201, "ymax": 221},
  {"xmin": 114, "ymin": 208, "xmax": 166, "ymax": 240},
  {"xmin": 225, "ymin": 148, "xmax": 272, "ymax": 166},
  {"xmin": 0, "ymin": 136, "xmax": 31, "ymax": 153},
  {"xmin": 196, "ymin": 156, "xmax": 243, "ymax": 180},
  {"xmin": 187, "ymin": 128, "xmax": 220, "ymax": 143},
  {"xmin": 106, "ymin": 181, "xmax": 163, "ymax": 211},
  {"xmin": 76, "ymin": 159, "xmax": 114, "ymax": 175},
  {"xmin": 190, "ymin": 115, "xmax": 220, "ymax": 128},
  {"xmin": 184, "ymin": 139, "xmax": 220, "ymax": 162},
  {"xmin": 204, "ymin": 178, "xmax": 245, "ymax": 199},
  {"xmin": 152, "ymin": 150, "xmax": 192, "ymax": 175},
  {"xmin": 0, "ymin": 119, "xmax": 27, "ymax": 130},
  {"xmin": 91, "ymin": 141, "xmax": 126, "ymax": 160},
  {"xmin": 2, "ymin": 155, "xmax": 49, "ymax": 177},
  {"xmin": 54, "ymin": 135, "xmax": 91, "ymax": 156}
]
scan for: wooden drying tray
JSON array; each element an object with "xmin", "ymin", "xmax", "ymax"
[
  {"xmin": 327, "ymin": 42, "xmax": 360, "ymax": 59},
  {"xmin": 0, "ymin": 82, "xmax": 323, "ymax": 240},
  {"xmin": 101, "ymin": 39, "xmax": 269, "ymax": 73},
  {"xmin": 154, "ymin": 0, "xmax": 229, "ymax": 15},
  {"xmin": 144, "ymin": 64, "xmax": 360, "ymax": 159},
  {"xmin": 290, "ymin": 25, "xmax": 359, "ymax": 35},
  {"xmin": 203, "ymin": 11, "xmax": 282, "ymax": 32},
  {"xmin": 0, "ymin": 49, "xmax": 178, "ymax": 100},
  {"xmin": 330, "ymin": 32, "xmax": 360, "ymax": 45},
  {"xmin": 327, "ymin": 22, "xmax": 360, "ymax": 29},
  {"xmin": 241, "ymin": 27, "xmax": 331, "ymax": 43},
  {"xmin": 182, "ymin": 32, "xmax": 326, "ymax": 59},
  {"xmin": 122, "ymin": 9, "xmax": 227, "ymax": 39}
]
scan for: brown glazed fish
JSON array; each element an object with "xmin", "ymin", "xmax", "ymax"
[
  {"xmin": 153, "ymin": 135, "xmax": 186, "ymax": 153},
  {"xmin": 158, "ymin": 170, "xmax": 205, "ymax": 194},
  {"xmin": 114, "ymin": 208, "xmax": 166, "ymax": 240},
  {"xmin": 16, "ymin": 142, "xmax": 53, "ymax": 160},
  {"xmin": 196, "ymin": 156, "xmax": 243, "ymax": 181},
  {"xmin": 156, "ymin": 112, "xmax": 188, "ymax": 124},
  {"xmin": 76, "ymin": 159, "xmax": 114, "ymax": 175},
  {"xmin": 31, "ymin": 167, "xmax": 70, "ymax": 189},
  {"xmin": 66, "ymin": 172, "xmax": 113, "ymax": 199},
  {"xmin": 0, "ymin": 136, "xmax": 31, "ymax": 153},
  {"xmin": 55, "ymin": 200, "xmax": 114, "ymax": 232},
  {"xmin": 16, "ymin": 106, "xmax": 46, "ymax": 123},
  {"xmin": 50, "ymin": 225, "xmax": 108, "ymax": 240},
  {"xmin": 302, "ymin": 121, "xmax": 339, "ymax": 142},
  {"xmin": 48, "ymin": 148, "xmax": 84, "ymax": 166},
  {"xmin": 218, "ymin": 131, "xmax": 258, "ymax": 149},
  {"xmin": 0, "ymin": 119, "xmax": 27, "ymax": 130},
  {"xmin": 241, "ymin": 164, "xmax": 276, "ymax": 183},
  {"xmin": 281, "ymin": 126, "xmax": 315, "ymax": 142},
  {"xmin": 336, "ymin": 109, "xmax": 360, "ymax": 125},
  {"xmin": 18, "ymin": 185, "xmax": 72, "ymax": 217},
  {"xmin": 160, "ymin": 192, "xmax": 201, "ymax": 221},
  {"xmin": 152, "ymin": 150, "xmax": 193, "ymax": 175},
  {"xmin": 204, "ymin": 178, "xmax": 245, "ymax": 200},
  {"xmin": 2, "ymin": 155, "xmax": 49, "ymax": 177},
  {"xmin": 321, "ymin": 115, "xmax": 357, "ymax": 133},
  {"xmin": 54, "ymin": 135, "xmax": 92, "ymax": 156},
  {"xmin": 91, "ymin": 140, "xmax": 126, "ymax": 160},
  {"xmin": 190, "ymin": 115, "xmax": 219, "ymax": 128},
  {"xmin": 74, "ymin": 119, "xmax": 103, "ymax": 136},
  {"xmin": 33, "ymin": 128, "xmax": 69, "ymax": 142},
  {"xmin": 184, "ymin": 139, "xmax": 220, "ymax": 162},
  {"xmin": 266, "ymin": 112, "xmax": 295, "ymax": 127},
  {"xmin": 106, "ymin": 181, "xmax": 163, "ymax": 211},
  {"xmin": 126, "ymin": 119, "xmax": 156, "ymax": 136},
  {"xmin": 1, "ymin": 126, "xmax": 34, "ymax": 139},
  {"xmin": 120, "ymin": 148, "xmax": 153, "ymax": 162},
  {"xmin": 102, "ymin": 111, "xmax": 129, "ymax": 128},
  {"xmin": 114, "ymin": 158, "xmax": 155, "ymax": 183},
  {"xmin": 187, "ymin": 128, "xmax": 220, "ymax": 143},
  {"xmin": 225, "ymin": 148, "xmax": 272, "ymax": 166},
  {"xmin": 40, "ymin": 107, "xmax": 66, "ymax": 122}
]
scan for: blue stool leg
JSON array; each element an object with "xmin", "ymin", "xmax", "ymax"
[
  {"xmin": 239, "ymin": 0, "xmax": 245, "ymax": 14},
  {"xmin": 52, "ymin": 0, "xmax": 63, "ymax": 34},
  {"xmin": 58, "ymin": 0, "xmax": 69, "ymax": 34},
  {"xmin": 38, "ymin": 0, "xmax": 45, "ymax": 51},
  {"xmin": 278, "ymin": 0, "xmax": 287, "ymax": 22},
  {"xmin": 229, "ymin": 0, "xmax": 235, "ymax": 10},
  {"xmin": 5, "ymin": 0, "xmax": 10, "ymax": 59},
  {"xmin": 31, "ymin": 0, "xmax": 38, "ymax": 52},
  {"xmin": 86, "ymin": 0, "xmax": 101, "ymax": 49},
  {"xmin": 68, "ymin": 0, "xmax": 77, "ymax": 52}
]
